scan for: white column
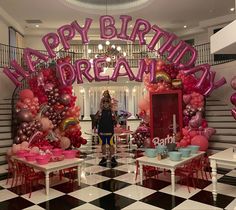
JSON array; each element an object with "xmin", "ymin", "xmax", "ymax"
[
  {"xmin": 83, "ymin": 86, "xmax": 91, "ymax": 120},
  {"xmin": 128, "ymin": 86, "xmax": 135, "ymax": 119}
]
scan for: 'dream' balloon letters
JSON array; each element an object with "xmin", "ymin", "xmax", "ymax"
[{"xmin": 3, "ymin": 15, "xmax": 226, "ymax": 96}]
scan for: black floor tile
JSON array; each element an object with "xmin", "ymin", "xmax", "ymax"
[
  {"xmin": 97, "ymin": 169, "xmax": 127, "ymax": 178},
  {"xmin": 8, "ymin": 184, "xmax": 44, "ymax": 195},
  {"xmin": 137, "ymin": 178, "xmax": 170, "ymax": 190},
  {"xmin": 189, "ymin": 190, "xmax": 235, "ymax": 209},
  {"xmin": 52, "ymin": 181, "xmax": 89, "ymax": 193},
  {"xmin": 177, "ymin": 177, "xmax": 212, "ymax": 189},
  {"xmin": 217, "ymin": 167, "xmax": 231, "ymax": 175},
  {"xmin": 90, "ymin": 193, "xmax": 136, "ymax": 210},
  {"xmin": 95, "ymin": 179, "xmax": 131, "ymax": 192},
  {"xmin": 0, "ymin": 186, "xmax": 4, "ymax": 190},
  {"xmin": 218, "ymin": 175, "xmax": 236, "ymax": 186},
  {"xmin": 38, "ymin": 195, "xmax": 85, "ymax": 210},
  {"xmin": 140, "ymin": 191, "xmax": 186, "ymax": 210},
  {"xmin": 0, "ymin": 196, "xmax": 34, "ymax": 210}
]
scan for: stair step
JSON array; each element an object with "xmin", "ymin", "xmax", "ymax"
[
  {"xmin": 0, "ymin": 121, "xmax": 11, "ymax": 126},
  {"xmin": 214, "ymin": 128, "xmax": 236, "ymax": 134},
  {"xmin": 206, "ymin": 110, "xmax": 231, "ymax": 116},
  {"xmin": 0, "ymin": 110, "xmax": 11, "ymax": 114},
  {"xmin": 209, "ymin": 138, "xmax": 235, "ymax": 144},
  {"xmin": 0, "ymin": 164, "xmax": 8, "ymax": 174},
  {"xmin": 211, "ymin": 134, "xmax": 236, "ymax": 141},
  {"xmin": 0, "ymin": 104, "xmax": 12, "ymax": 109},
  {"xmin": 0, "ymin": 127, "xmax": 11, "ymax": 132},
  {"xmin": 0, "ymin": 133, "xmax": 11, "ymax": 139},
  {"xmin": 0, "ymin": 115, "xmax": 11, "ymax": 120},
  {"xmin": 207, "ymin": 148, "xmax": 222, "ymax": 155},
  {"xmin": 0, "ymin": 147, "xmax": 11, "ymax": 154},
  {"xmin": 206, "ymin": 101, "xmax": 228, "ymax": 106},
  {"xmin": 0, "ymin": 156, "xmax": 6, "ymax": 162},
  {"xmin": 209, "ymin": 142, "xmax": 236, "ymax": 149},
  {"xmin": 206, "ymin": 116, "xmax": 234, "ymax": 121},
  {"xmin": 208, "ymin": 122, "xmax": 236, "ymax": 127},
  {"xmin": 206, "ymin": 99, "xmax": 220, "ymax": 102},
  {"xmin": 205, "ymin": 106, "xmax": 231, "ymax": 111},
  {"xmin": 0, "ymin": 139, "xmax": 12, "ymax": 147}
]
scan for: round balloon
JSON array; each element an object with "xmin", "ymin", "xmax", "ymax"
[
  {"xmin": 230, "ymin": 76, "xmax": 236, "ymax": 90},
  {"xmin": 60, "ymin": 94, "xmax": 71, "ymax": 105},
  {"xmin": 19, "ymin": 89, "xmax": 34, "ymax": 100},
  {"xmin": 191, "ymin": 135, "xmax": 208, "ymax": 151},
  {"xmin": 230, "ymin": 93, "xmax": 236, "ymax": 106},
  {"xmin": 60, "ymin": 137, "xmax": 71, "ymax": 149},
  {"xmin": 17, "ymin": 109, "xmax": 33, "ymax": 122}
]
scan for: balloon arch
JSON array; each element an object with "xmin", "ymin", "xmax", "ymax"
[{"xmin": 4, "ymin": 15, "xmax": 226, "ymax": 154}]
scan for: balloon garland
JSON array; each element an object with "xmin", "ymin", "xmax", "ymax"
[
  {"xmin": 135, "ymin": 59, "xmax": 216, "ymax": 150},
  {"xmin": 10, "ymin": 56, "xmax": 87, "ymax": 155},
  {"xmin": 230, "ymin": 76, "xmax": 236, "ymax": 120}
]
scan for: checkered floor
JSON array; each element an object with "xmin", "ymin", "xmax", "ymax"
[{"xmin": 0, "ymin": 145, "xmax": 236, "ymax": 210}]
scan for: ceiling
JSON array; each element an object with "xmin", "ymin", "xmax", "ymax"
[{"xmin": 0, "ymin": 0, "xmax": 235, "ymax": 35}]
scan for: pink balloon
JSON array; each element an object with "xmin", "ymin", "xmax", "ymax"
[
  {"xmin": 71, "ymin": 19, "xmax": 92, "ymax": 44},
  {"xmin": 56, "ymin": 62, "xmax": 76, "ymax": 86},
  {"xmin": 189, "ymin": 130, "xmax": 198, "ymax": 138},
  {"xmin": 230, "ymin": 76, "xmax": 236, "ymax": 90},
  {"xmin": 230, "ymin": 93, "xmax": 236, "ymax": 106},
  {"xmin": 23, "ymin": 48, "xmax": 48, "ymax": 72},
  {"xmin": 19, "ymin": 89, "xmax": 34, "ymax": 100},
  {"xmin": 191, "ymin": 135, "xmax": 208, "ymax": 151},
  {"xmin": 179, "ymin": 139, "xmax": 188, "ymax": 147},
  {"xmin": 183, "ymin": 94, "xmax": 191, "ymax": 104},
  {"xmin": 203, "ymin": 127, "xmax": 216, "ymax": 139},
  {"xmin": 21, "ymin": 141, "xmax": 29, "ymax": 149},
  {"xmin": 231, "ymin": 108, "xmax": 236, "ymax": 120},
  {"xmin": 111, "ymin": 58, "xmax": 135, "ymax": 81},
  {"xmin": 129, "ymin": 18, "xmax": 151, "ymax": 45},
  {"xmin": 60, "ymin": 137, "xmax": 71, "ymax": 149},
  {"xmin": 189, "ymin": 112, "xmax": 202, "ymax": 128},
  {"xmin": 75, "ymin": 59, "xmax": 93, "ymax": 83},
  {"xmin": 117, "ymin": 15, "xmax": 132, "ymax": 40},
  {"xmin": 94, "ymin": 57, "xmax": 109, "ymax": 81},
  {"xmin": 40, "ymin": 118, "xmax": 53, "ymax": 131},
  {"xmin": 31, "ymin": 146, "xmax": 39, "ymax": 153},
  {"xmin": 135, "ymin": 59, "xmax": 156, "ymax": 83},
  {"xmin": 7, "ymin": 148, "xmax": 12, "ymax": 156},
  {"xmin": 100, "ymin": 15, "xmax": 117, "ymax": 39},
  {"xmin": 42, "ymin": 32, "xmax": 60, "ymax": 58},
  {"xmin": 57, "ymin": 24, "xmax": 75, "ymax": 50}
]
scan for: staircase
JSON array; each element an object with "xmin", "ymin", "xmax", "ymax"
[
  {"xmin": 0, "ymin": 99, "xmax": 13, "ymax": 177},
  {"xmin": 206, "ymin": 98, "xmax": 236, "ymax": 154}
]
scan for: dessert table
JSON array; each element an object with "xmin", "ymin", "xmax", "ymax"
[
  {"xmin": 209, "ymin": 147, "xmax": 236, "ymax": 201},
  {"xmin": 12, "ymin": 156, "xmax": 84, "ymax": 195},
  {"xmin": 136, "ymin": 151, "xmax": 205, "ymax": 194}
]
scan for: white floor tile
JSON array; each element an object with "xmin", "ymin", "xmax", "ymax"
[
  {"xmin": 23, "ymin": 205, "xmax": 45, "ymax": 210},
  {"xmin": 0, "ymin": 189, "xmax": 18, "ymax": 202},
  {"xmin": 71, "ymin": 203, "xmax": 104, "ymax": 210},
  {"xmin": 21, "ymin": 188, "xmax": 64, "ymax": 204},
  {"xmin": 84, "ymin": 158, "xmax": 101, "ymax": 165},
  {"xmin": 204, "ymin": 182, "xmax": 236, "ymax": 198},
  {"xmin": 114, "ymin": 173, "xmax": 141, "ymax": 184},
  {"xmin": 69, "ymin": 186, "xmax": 111, "ymax": 202},
  {"xmin": 226, "ymin": 170, "xmax": 236, "ymax": 177},
  {"xmin": 81, "ymin": 174, "xmax": 110, "ymax": 185},
  {"xmin": 115, "ymin": 164, "xmax": 137, "ymax": 173},
  {"xmin": 122, "ymin": 201, "xmax": 163, "ymax": 210},
  {"xmin": 159, "ymin": 184, "xmax": 201, "ymax": 198},
  {"xmin": 172, "ymin": 199, "xmax": 222, "ymax": 210},
  {"xmin": 225, "ymin": 198, "xmax": 236, "ymax": 210},
  {"xmin": 116, "ymin": 157, "xmax": 135, "ymax": 164},
  {"xmin": 84, "ymin": 165, "xmax": 109, "ymax": 174},
  {"xmin": 0, "ymin": 178, "xmax": 22, "ymax": 188},
  {"xmin": 115, "ymin": 185, "xmax": 156, "ymax": 200},
  {"xmin": 116, "ymin": 152, "xmax": 135, "ymax": 158}
]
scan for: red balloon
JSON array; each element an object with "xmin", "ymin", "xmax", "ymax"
[
  {"xmin": 19, "ymin": 89, "xmax": 34, "ymax": 100},
  {"xmin": 191, "ymin": 135, "xmax": 208, "ymax": 151}
]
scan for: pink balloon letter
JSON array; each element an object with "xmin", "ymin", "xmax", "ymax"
[
  {"xmin": 23, "ymin": 48, "xmax": 48, "ymax": 73},
  {"xmin": 75, "ymin": 59, "xmax": 93, "ymax": 83},
  {"xmin": 71, "ymin": 19, "xmax": 92, "ymax": 44},
  {"xmin": 111, "ymin": 58, "xmax": 135, "ymax": 81},
  {"xmin": 42, "ymin": 33, "xmax": 59, "ymax": 58},
  {"xmin": 57, "ymin": 24, "xmax": 75, "ymax": 50},
  {"xmin": 136, "ymin": 59, "xmax": 156, "ymax": 83},
  {"xmin": 93, "ymin": 58, "xmax": 109, "ymax": 82},
  {"xmin": 56, "ymin": 63, "xmax": 75, "ymax": 86},
  {"xmin": 129, "ymin": 18, "xmax": 151, "ymax": 45},
  {"xmin": 117, "ymin": 15, "xmax": 132, "ymax": 40},
  {"xmin": 100, "ymin": 15, "xmax": 117, "ymax": 39}
]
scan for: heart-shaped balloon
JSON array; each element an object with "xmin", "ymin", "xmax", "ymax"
[
  {"xmin": 231, "ymin": 108, "xmax": 236, "ymax": 120},
  {"xmin": 189, "ymin": 112, "xmax": 202, "ymax": 128},
  {"xmin": 183, "ymin": 94, "xmax": 191, "ymax": 104},
  {"xmin": 203, "ymin": 127, "xmax": 216, "ymax": 139}
]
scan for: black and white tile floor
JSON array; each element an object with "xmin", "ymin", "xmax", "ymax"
[{"xmin": 0, "ymin": 145, "xmax": 235, "ymax": 210}]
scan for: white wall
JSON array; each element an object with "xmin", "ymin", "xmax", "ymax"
[
  {"xmin": 181, "ymin": 32, "xmax": 209, "ymax": 45},
  {"xmin": 24, "ymin": 35, "xmax": 46, "ymax": 50},
  {"xmin": 211, "ymin": 60, "xmax": 236, "ymax": 107},
  {"xmin": 0, "ymin": 17, "xmax": 9, "ymax": 45},
  {"xmin": 0, "ymin": 70, "xmax": 15, "ymax": 99}
]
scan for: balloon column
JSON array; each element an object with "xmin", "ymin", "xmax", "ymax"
[
  {"xmin": 132, "ymin": 122, "xmax": 150, "ymax": 148},
  {"xmin": 136, "ymin": 59, "xmax": 216, "ymax": 151},
  {"xmin": 230, "ymin": 76, "xmax": 236, "ymax": 120},
  {"xmin": 14, "ymin": 56, "xmax": 87, "ymax": 151}
]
